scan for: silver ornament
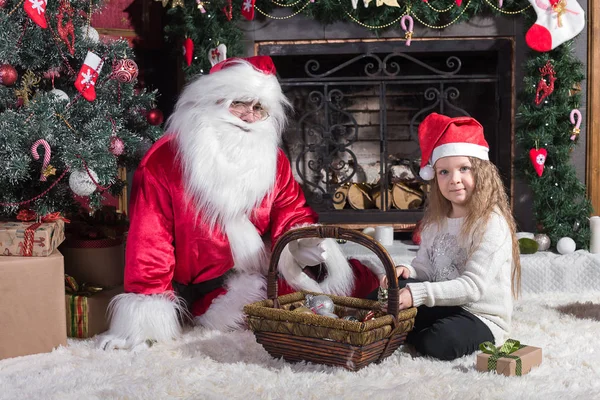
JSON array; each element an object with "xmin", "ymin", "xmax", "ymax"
[
  {"xmin": 81, "ymin": 25, "xmax": 99, "ymax": 43},
  {"xmin": 69, "ymin": 168, "xmax": 98, "ymax": 196},
  {"xmin": 305, "ymin": 294, "xmax": 335, "ymax": 315},
  {"xmin": 573, "ymin": 220, "xmax": 581, "ymax": 232},
  {"xmin": 49, "ymin": 88, "xmax": 69, "ymax": 102},
  {"xmin": 534, "ymin": 233, "xmax": 551, "ymax": 251}
]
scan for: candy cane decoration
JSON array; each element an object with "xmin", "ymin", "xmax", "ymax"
[
  {"xmin": 570, "ymin": 109, "xmax": 582, "ymax": 141},
  {"xmin": 31, "ymin": 139, "xmax": 52, "ymax": 181},
  {"xmin": 401, "ymin": 15, "xmax": 414, "ymax": 46}
]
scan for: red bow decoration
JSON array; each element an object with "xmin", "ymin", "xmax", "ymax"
[
  {"xmin": 16, "ymin": 209, "xmax": 37, "ymax": 222},
  {"xmin": 16, "ymin": 209, "xmax": 70, "ymax": 223}
]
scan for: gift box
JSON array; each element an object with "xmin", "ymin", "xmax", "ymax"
[
  {"xmin": 0, "ymin": 250, "xmax": 67, "ymax": 360},
  {"xmin": 0, "ymin": 218, "xmax": 65, "ymax": 257},
  {"xmin": 476, "ymin": 339, "xmax": 543, "ymax": 377},
  {"xmin": 59, "ymin": 237, "xmax": 125, "ymax": 287},
  {"xmin": 65, "ymin": 275, "xmax": 123, "ymax": 338}
]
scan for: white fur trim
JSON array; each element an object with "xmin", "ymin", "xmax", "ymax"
[
  {"xmin": 225, "ymin": 216, "xmax": 268, "ymax": 274},
  {"xmin": 419, "ymin": 164, "xmax": 435, "ymax": 181},
  {"xmin": 278, "ymin": 238, "xmax": 355, "ymax": 296},
  {"xmin": 99, "ymin": 293, "xmax": 184, "ymax": 349},
  {"xmin": 431, "ymin": 143, "xmax": 489, "ymax": 166},
  {"xmin": 195, "ymin": 272, "xmax": 266, "ymax": 331}
]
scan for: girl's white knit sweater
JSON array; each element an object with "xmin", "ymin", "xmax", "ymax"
[{"xmin": 404, "ymin": 211, "xmax": 514, "ymax": 343}]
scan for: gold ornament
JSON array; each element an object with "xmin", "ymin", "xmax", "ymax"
[
  {"xmin": 171, "ymin": 0, "xmax": 184, "ymax": 7},
  {"xmin": 569, "ymin": 82, "xmax": 582, "ymax": 97},
  {"xmin": 14, "ymin": 70, "xmax": 41, "ymax": 106},
  {"xmin": 551, "ymin": 0, "xmax": 567, "ymax": 27},
  {"xmin": 43, "ymin": 165, "xmax": 57, "ymax": 178}
]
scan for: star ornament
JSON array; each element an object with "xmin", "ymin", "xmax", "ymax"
[{"xmin": 243, "ymin": 0, "xmax": 252, "ymax": 11}]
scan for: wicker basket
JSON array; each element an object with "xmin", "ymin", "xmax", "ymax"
[{"xmin": 244, "ymin": 225, "xmax": 417, "ymax": 371}]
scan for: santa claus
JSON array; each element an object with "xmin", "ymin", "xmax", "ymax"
[{"xmin": 98, "ymin": 56, "xmax": 380, "ymax": 350}]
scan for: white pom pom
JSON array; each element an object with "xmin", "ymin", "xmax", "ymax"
[
  {"xmin": 556, "ymin": 237, "xmax": 576, "ymax": 254},
  {"xmin": 82, "ymin": 25, "xmax": 99, "ymax": 43},
  {"xmin": 69, "ymin": 169, "xmax": 98, "ymax": 196},
  {"xmin": 49, "ymin": 88, "xmax": 69, "ymax": 102},
  {"xmin": 419, "ymin": 165, "xmax": 435, "ymax": 180}
]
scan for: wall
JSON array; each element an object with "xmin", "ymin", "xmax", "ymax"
[{"xmin": 237, "ymin": 6, "xmax": 589, "ymax": 231}]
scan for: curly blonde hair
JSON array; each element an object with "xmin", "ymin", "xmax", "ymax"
[{"xmin": 422, "ymin": 157, "xmax": 521, "ymax": 297}]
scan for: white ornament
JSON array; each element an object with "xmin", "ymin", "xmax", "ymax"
[
  {"xmin": 208, "ymin": 43, "xmax": 227, "ymax": 66},
  {"xmin": 81, "ymin": 25, "xmax": 100, "ymax": 43},
  {"xmin": 69, "ymin": 168, "xmax": 98, "ymax": 196},
  {"xmin": 556, "ymin": 237, "xmax": 576, "ymax": 255},
  {"xmin": 49, "ymin": 88, "xmax": 69, "ymax": 102}
]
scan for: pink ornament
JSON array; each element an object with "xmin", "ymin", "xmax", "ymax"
[
  {"xmin": 31, "ymin": 139, "xmax": 52, "ymax": 181},
  {"xmin": 400, "ymin": 15, "xmax": 414, "ymax": 46},
  {"xmin": 570, "ymin": 109, "xmax": 582, "ymax": 141},
  {"xmin": 109, "ymin": 136, "xmax": 125, "ymax": 156},
  {"xmin": 0, "ymin": 0, "xmax": 8, "ymax": 9},
  {"xmin": 111, "ymin": 58, "xmax": 139, "ymax": 83}
]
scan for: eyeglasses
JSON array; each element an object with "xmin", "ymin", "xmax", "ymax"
[{"xmin": 229, "ymin": 101, "xmax": 270, "ymax": 121}]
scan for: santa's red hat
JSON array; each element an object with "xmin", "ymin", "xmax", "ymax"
[
  {"xmin": 210, "ymin": 55, "xmax": 277, "ymax": 75},
  {"xmin": 418, "ymin": 113, "xmax": 489, "ymax": 180}
]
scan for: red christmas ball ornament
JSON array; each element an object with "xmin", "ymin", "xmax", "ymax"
[
  {"xmin": 0, "ymin": 0, "xmax": 8, "ymax": 9},
  {"xmin": 147, "ymin": 109, "xmax": 164, "ymax": 126},
  {"xmin": 109, "ymin": 136, "xmax": 125, "ymax": 156},
  {"xmin": 0, "ymin": 64, "xmax": 18, "ymax": 87},
  {"xmin": 111, "ymin": 58, "xmax": 139, "ymax": 83}
]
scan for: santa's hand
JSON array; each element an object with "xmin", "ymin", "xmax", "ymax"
[
  {"xmin": 288, "ymin": 238, "xmax": 328, "ymax": 267},
  {"xmin": 96, "ymin": 333, "xmax": 154, "ymax": 351}
]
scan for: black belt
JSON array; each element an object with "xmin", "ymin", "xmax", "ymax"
[{"xmin": 172, "ymin": 269, "xmax": 234, "ymax": 308}]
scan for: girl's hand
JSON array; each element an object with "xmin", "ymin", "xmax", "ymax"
[
  {"xmin": 379, "ymin": 265, "xmax": 410, "ymax": 289},
  {"xmin": 398, "ymin": 287, "xmax": 413, "ymax": 310}
]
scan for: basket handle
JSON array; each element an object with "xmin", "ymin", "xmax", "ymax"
[{"xmin": 268, "ymin": 225, "xmax": 400, "ymax": 318}]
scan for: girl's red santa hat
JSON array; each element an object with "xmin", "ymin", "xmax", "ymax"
[{"xmin": 418, "ymin": 112, "xmax": 489, "ymax": 180}]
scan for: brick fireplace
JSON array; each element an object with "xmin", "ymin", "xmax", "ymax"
[{"xmin": 257, "ymin": 37, "xmax": 514, "ymax": 228}]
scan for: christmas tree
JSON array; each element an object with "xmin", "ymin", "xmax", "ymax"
[
  {"xmin": 0, "ymin": 0, "xmax": 164, "ymax": 218},
  {"xmin": 515, "ymin": 39, "xmax": 592, "ymax": 249}
]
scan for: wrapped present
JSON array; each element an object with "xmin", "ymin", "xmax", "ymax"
[
  {"xmin": 476, "ymin": 339, "xmax": 543, "ymax": 377},
  {"xmin": 60, "ymin": 237, "xmax": 125, "ymax": 287},
  {"xmin": 0, "ymin": 250, "xmax": 67, "ymax": 360},
  {"xmin": 64, "ymin": 275, "xmax": 123, "ymax": 338},
  {"xmin": 0, "ymin": 211, "xmax": 67, "ymax": 257}
]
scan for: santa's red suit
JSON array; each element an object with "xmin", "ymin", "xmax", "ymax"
[{"xmin": 98, "ymin": 56, "xmax": 379, "ymax": 350}]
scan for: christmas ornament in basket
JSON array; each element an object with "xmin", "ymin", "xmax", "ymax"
[{"xmin": 243, "ymin": 226, "xmax": 417, "ymax": 371}]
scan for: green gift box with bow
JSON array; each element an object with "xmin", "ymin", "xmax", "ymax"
[
  {"xmin": 64, "ymin": 274, "xmax": 123, "ymax": 338},
  {"xmin": 476, "ymin": 339, "xmax": 543, "ymax": 377}
]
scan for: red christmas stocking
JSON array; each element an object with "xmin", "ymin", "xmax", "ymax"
[
  {"xmin": 24, "ymin": 0, "xmax": 48, "ymax": 28},
  {"xmin": 74, "ymin": 51, "xmax": 103, "ymax": 102},
  {"xmin": 525, "ymin": 0, "xmax": 585, "ymax": 52},
  {"xmin": 241, "ymin": 0, "xmax": 256, "ymax": 20}
]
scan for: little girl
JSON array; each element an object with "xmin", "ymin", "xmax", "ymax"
[{"xmin": 377, "ymin": 112, "xmax": 521, "ymax": 361}]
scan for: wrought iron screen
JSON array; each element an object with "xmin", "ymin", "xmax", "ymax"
[{"xmin": 258, "ymin": 39, "xmax": 513, "ymax": 227}]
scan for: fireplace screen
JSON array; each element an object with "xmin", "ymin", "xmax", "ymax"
[{"xmin": 259, "ymin": 39, "xmax": 513, "ymax": 228}]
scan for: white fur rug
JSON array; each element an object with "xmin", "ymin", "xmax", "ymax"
[{"xmin": 2, "ymin": 292, "xmax": 600, "ymax": 400}]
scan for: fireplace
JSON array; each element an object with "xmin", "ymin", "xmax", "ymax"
[{"xmin": 258, "ymin": 38, "xmax": 514, "ymax": 229}]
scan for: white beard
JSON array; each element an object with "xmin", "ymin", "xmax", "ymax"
[{"xmin": 174, "ymin": 105, "xmax": 280, "ymax": 273}]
